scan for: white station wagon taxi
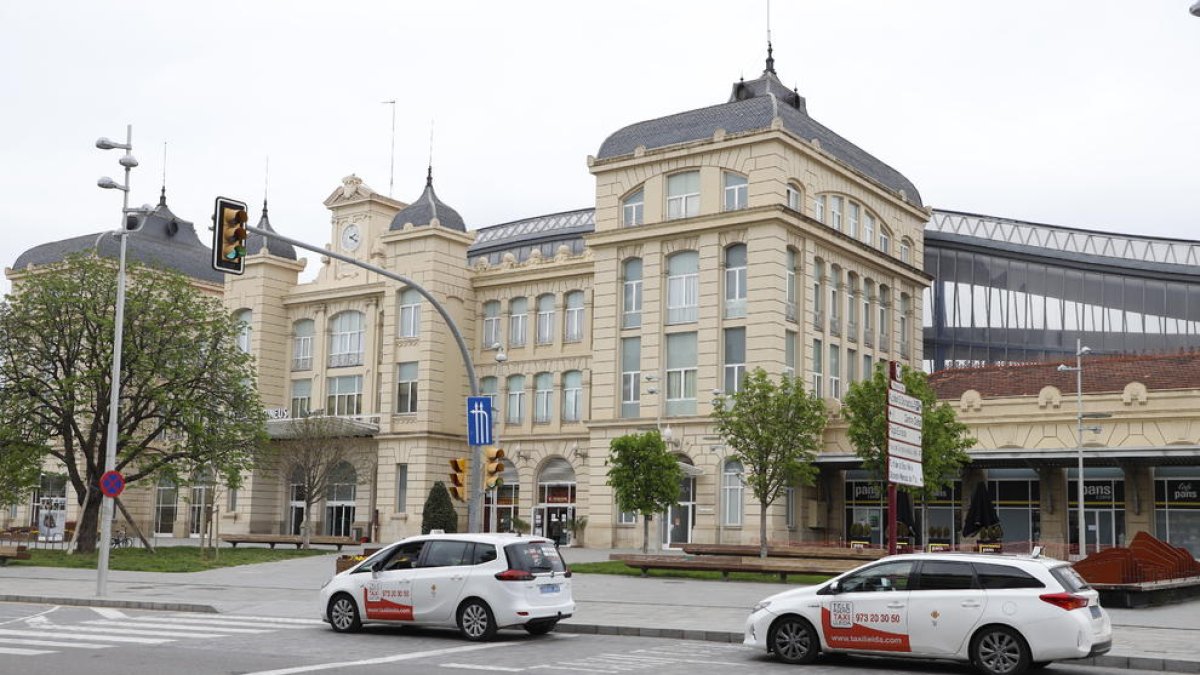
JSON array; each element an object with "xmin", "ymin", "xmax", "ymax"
[
  {"xmin": 745, "ymin": 552, "xmax": 1111, "ymax": 675},
  {"xmin": 320, "ymin": 533, "xmax": 574, "ymax": 641}
]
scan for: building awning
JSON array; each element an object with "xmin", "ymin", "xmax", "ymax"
[
  {"xmin": 678, "ymin": 461, "xmax": 705, "ymax": 477},
  {"xmin": 266, "ymin": 416, "xmax": 379, "ymax": 440},
  {"xmin": 814, "ymin": 446, "xmax": 1200, "ymax": 469}
]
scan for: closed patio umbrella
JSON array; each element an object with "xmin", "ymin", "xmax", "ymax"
[{"xmin": 961, "ymin": 482, "xmax": 1001, "ymax": 538}]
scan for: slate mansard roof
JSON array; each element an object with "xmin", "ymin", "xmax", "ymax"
[
  {"xmin": 11, "ymin": 193, "xmax": 224, "ymax": 284},
  {"xmin": 597, "ymin": 63, "xmax": 923, "ymax": 207}
]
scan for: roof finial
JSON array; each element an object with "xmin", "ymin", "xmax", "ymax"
[
  {"xmin": 765, "ymin": 0, "xmax": 776, "ymax": 75},
  {"xmin": 427, "ymin": 119, "xmax": 435, "ymax": 187},
  {"xmin": 426, "ymin": 164, "xmax": 433, "ymax": 188},
  {"xmin": 159, "ymin": 141, "xmax": 168, "ymax": 206}
]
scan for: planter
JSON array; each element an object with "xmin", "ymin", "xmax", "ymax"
[
  {"xmin": 335, "ymin": 556, "xmax": 364, "ymax": 573},
  {"xmin": 977, "ymin": 542, "xmax": 1002, "ymax": 554},
  {"xmin": 849, "ymin": 540, "xmax": 871, "ymax": 550},
  {"xmin": 926, "ymin": 542, "xmax": 951, "ymax": 553}
]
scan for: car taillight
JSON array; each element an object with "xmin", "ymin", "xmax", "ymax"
[
  {"xmin": 495, "ymin": 569, "xmax": 535, "ymax": 581},
  {"xmin": 563, "ymin": 567, "xmax": 572, "ymax": 578},
  {"xmin": 1040, "ymin": 592, "xmax": 1089, "ymax": 611}
]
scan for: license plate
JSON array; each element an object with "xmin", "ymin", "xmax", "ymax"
[
  {"xmin": 540, "ymin": 584, "xmax": 560, "ymax": 594},
  {"xmin": 1089, "ymin": 605, "xmax": 1101, "ymax": 619}
]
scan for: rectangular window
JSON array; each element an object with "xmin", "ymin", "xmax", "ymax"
[
  {"xmin": 848, "ymin": 202, "xmax": 859, "ymax": 239},
  {"xmin": 534, "ymin": 373, "xmax": 553, "ymax": 424},
  {"xmin": 722, "ymin": 465, "xmax": 743, "ymax": 526},
  {"xmin": 506, "ymin": 376, "xmax": 525, "ymax": 424},
  {"xmin": 509, "ymin": 302, "xmax": 527, "ymax": 347},
  {"xmin": 667, "ymin": 271, "xmax": 699, "ymax": 324},
  {"xmin": 830, "ymin": 196, "xmax": 843, "ymax": 232},
  {"xmin": 784, "ymin": 330, "xmax": 796, "ymax": 379},
  {"xmin": 723, "ymin": 172, "xmax": 748, "ymax": 211},
  {"xmin": 665, "ymin": 332, "xmax": 698, "ymax": 416},
  {"xmin": 864, "ymin": 213, "xmax": 875, "ymax": 245},
  {"xmin": 812, "ymin": 338, "xmax": 823, "ymax": 397},
  {"xmin": 290, "ymin": 379, "xmax": 311, "ymax": 418},
  {"xmin": 564, "ymin": 306, "xmax": 584, "ymax": 342},
  {"xmin": 829, "ymin": 344, "xmax": 841, "ymax": 400},
  {"xmin": 562, "ymin": 371, "xmax": 583, "ymax": 422},
  {"xmin": 815, "ymin": 195, "xmax": 826, "ymax": 223},
  {"xmin": 785, "ymin": 487, "xmax": 796, "ymax": 529},
  {"xmin": 618, "ymin": 511, "xmax": 637, "ymax": 525},
  {"xmin": 667, "ymin": 171, "xmax": 700, "ymax": 219},
  {"xmin": 723, "ymin": 328, "xmax": 746, "ymax": 394},
  {"xmin": 395, "ymin": 464, "xmax": 408, "ymax": 513},
  {"xmin": 623, "ymin": 189, "xmax": 644, "ymax": 227},
  {"xmin": 483, "ymin": 315, "xmax": 501, "ymax": 348},
  {"xmin": 786, "ymin": 185, "xmax": 802, "ymax": 211},
  {"xmin": 292, "ymin": 335, "xmax": 312, "ymax": 371},
  {"xmin": 621, "ymin": 337, "xmax": 641, "ymax": 419},
  {"xmin": 848, "ymin": 348, "xmax": 858, "ymax": 383},
  {"xmin": 536, "ymin": 300, "xmax": 555, "ymax": 345},
  {"xmin": 786, "ymin": 254, "xmax": 797, "ymax": 322},
  {"xmin": 901, "ymin": 242, "xmax": 911, "ymax": 264},
  {"xmin": 864, "ymin": 354, "xmax": 873, "ymax": 382},
  {"xmin": 724, "ymin": 257, "xmax": 747, "ymax": 319},
  {"xmin": 396, "ymin": 362, "xmax": 418, "ymax": 414},
  {"xmin": 329, "ymin": 327, "xmax": 364, "ymax": 367},
  {"xmin": 880, "ymin": 231, "xmax": 891, "ymax": 254},
  {"xmin": 227, "ymin": 488, "xmax": 238, "ymax": 512},
  {"xmin": 398, "ymin": 292, "xmax": 421, "ymax": 338},
  {"xmin": 326, "ymin": 375, "xmax": 363, "ymax": 416},
  {"xmin": 623, "ymin": 275, "xmax": 642, "ymax": 329}
]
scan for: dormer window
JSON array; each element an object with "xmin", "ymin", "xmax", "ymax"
[
  {"xmin": 723, "ymin": 172, "xmax": 748, "ymax": 211},
  {"xmin": 786, "ymin": 183, "xmax": 803, "ymax": 212},
  {"xmin": 667, "ymin": 171, "xmax": 700, "ymax": 220},
  {"xmin": 829, "ymin": 196, "xmax": 843, "ymax": 232},
  {"xmin": 622, "ymin": 188, "xmax": 644, "ymax": 227}
]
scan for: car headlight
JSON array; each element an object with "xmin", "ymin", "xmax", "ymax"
[{"xmin": 752, "ymin": 600, "xmax": 772, "ymax": 613}]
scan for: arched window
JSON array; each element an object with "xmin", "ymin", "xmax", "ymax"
[
  {"xmin": 622, "ymin": 258, "xmax": 643, "ymax": 329},
  {"xmin": 666, "ymin": 171, "xmax": 700, "ymax": 219},
  {"xmin": 848, "ymin": 201, "xmax": 860, "ymax": 239},
  {"xmin": 292, "ymin": 319, "xmax": 314, "ymax": 370},
  {"xmin": 328, "ymin": 311, "xmax": 364, "ymax": 367},
  {"xmin": 879, "ymin": 226, "xmax": 892, "ymax": 255},
  {"xmin": 863, "ymin": 279, "xmax": 875, "ymax": 346},
  {"xmin": 534, "ymin": 372, "xmax": 553, "ymax": 423},
  {"xmin": 900, "ymin": 292, "xmax": 912, "ymax": 356},
  {"xmin": 813, "ymin": 258, "xmax": 826, "ymax": 330},
  {"xmin": 847, "ymin": 273, "xmax": 860, "ymax": 340},
  {"xmin": 723, "ymin": 172, "xmax": 748, "ymax": 211},
  {"xmin": 564, "ymin": 291, "xmax": 585, "ymax": 342},
  {"xmin": 562, "ymin": 370, "xmax": 583, "ymax": 422},
  {"xmin": 724, "ymin": 244, "xmax": 747, "ymax": 319},
  {"xmin": 481, "ymin": 376, "xmax": 499, "ymax": 424},
  {"xmin": 666, "ymin": 251, "xmax": 699, "ymax": 324},
  {"xmin": 482, "ymin": 300, "xmax": 501, "ymax": 349},
  {"xmin": 864, "ymin": 211, "xmax": 876, "ymax": 245},
  {"xmin": 879, "ymin": 284, "xmax": 891, "ymax": 351},
  {"xmin": 785, "ymin": 248, "xmax": 798, "ymax": 322},
  {"xmin": 786, "ymin": 183, "xmax": 803, "ymax": 212},
  {"xmin": 622, "ymin": 188, "xmax": 644, "ymax": 227},
  {"xmin": 506, "ymin": 374, "xmax": 526, "ymax": 424},
  {"xmin": 536, "ymin": 294, "xmax": 556, "ymax": 345},
  {"xmin": 900, "ymin": 237, "xmax": 913, "ymax": 265},
  {"xmin": 829, "ymin": 265, "xmax": 842, "ymax": 336},
  {"xmin": 398, "ymin": 288, "xmax": 421, "ymax": 338},
  {"xmin": 508, "ymin": 297, "xmax": 528, "ymax": 347},
  {"xmin": 235, "ymin": 309, "xmax": 252, "ymax": 354},
  {"xmin": 722, "ymin": 459, "xmax": 744, "ymax": 526},
  {"xmin": 829, "ymin": 196, "xmax": 844, "ymax": 232}
]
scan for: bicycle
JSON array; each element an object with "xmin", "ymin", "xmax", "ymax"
[{"xmin": 110, "ymin": 529, "xmax": 133, "ymax": 550}]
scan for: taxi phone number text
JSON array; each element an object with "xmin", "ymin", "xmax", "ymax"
[{"xmin": 856, "ymin": 613, "xmax": 902, "ymax": 624}]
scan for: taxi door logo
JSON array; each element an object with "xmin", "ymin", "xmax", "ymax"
[
  {"xmin": 830, "ymin": 601, "xmax": 854, "ymax": 629},
  {"xmin": 363, "ymin": 580, "xmax": 414, "ymax": 621},
  {"xmin": 821, "ymin": 606, "xmax": 911, "ymax": 653}
]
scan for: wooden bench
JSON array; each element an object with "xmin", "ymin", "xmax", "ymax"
[
  {"xmin": 219, "ymin": 534, "xmax": 358, "ymax": 551},
  {"xmin": 682, "ymin": 543, "xmax": 887, "ymax": 562},
  {"xmin": 0, "ymin": 545, "xmax": 31, "ymax": 566},
  {"xmin": 610, "ymin": 553, "xmax": 855, "ymax": 582}
]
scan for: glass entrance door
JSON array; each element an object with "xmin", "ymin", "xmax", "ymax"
[{"xmin": 661, "ymin": 475, "xmax": 695, "ymax": 549}]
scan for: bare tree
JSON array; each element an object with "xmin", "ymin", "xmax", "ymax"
[{"xmin": 258, "ymin": 415, "xmax": 375, "ymax": 549}]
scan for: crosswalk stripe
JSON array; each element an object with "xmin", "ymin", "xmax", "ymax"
[
  {"xmin": 91, "ymin": 608, "xmax": 129, "ymax": 619},
  {"xmin": 86, "ymin": 620, "xmax": 272, "ymax": 634},
  {"xmin": 0, "ymin": 637, "xmax": 112, "ymax": 649},
  {"xmin": 0, "ymin": 646, "xmax": 54, "ymax": 655},
  {"xmin": 172, "ymin": 613, "xmax": 325, "ymax": 625},
  {"xmin": 0, "ymin": 629, "xmax": 170, "ymax": 645},
  {"xmin": 128, "ymin": 616, "xmax": 312, "ymax": 630},
  {"xmin": 39, "ymin": 624, "xmax": 226, "ymax": 639}
]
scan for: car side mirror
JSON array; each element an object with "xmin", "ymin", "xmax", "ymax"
[
  {"xmin": 827, "ymin": 580, "xmax": 842, "ymax": 594},
  {"xmin": 371, "ymin": 560, "xmax": 386, "ymax": 576}
]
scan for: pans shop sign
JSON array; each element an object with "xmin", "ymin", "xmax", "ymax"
[{"xmin": 1156, "ymin": 480, "xmax": 1200, "ymax": 510}]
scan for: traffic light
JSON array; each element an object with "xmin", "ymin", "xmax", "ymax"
[
  {"xmin": 448, "ymin": 457, "xmax": 469, "ymax": 501},
  {"xmin": 483, "ymin": 446, "xmax": 505, "ymax": 489},
  {"xmin": 212, "ymin": 197, "xmax": 249, "ymax": 275}
]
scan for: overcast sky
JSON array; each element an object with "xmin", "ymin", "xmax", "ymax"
[{"xmin": 2, "ymin": 1, "xmax": 1197, "ymax": 293}]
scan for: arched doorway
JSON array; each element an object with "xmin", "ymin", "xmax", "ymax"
[
  {"xmin": 534, "ymin": 457, "xmax": 575, "ymax": 546},
  {"xmin": 325, "ymin": 462, "xmax": 357, "ymax": 537},
  {"xmin": 661, "ymin": 455, "xmax": 698, "ymax": 549},
  {"xmin": 484, "ymin": 459, "xmax": 519, "ymax": 533}
]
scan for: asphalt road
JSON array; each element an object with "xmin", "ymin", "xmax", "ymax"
[{"xmin": 0, "ymin": 602, "xmax": 1165, "ymax": 675}]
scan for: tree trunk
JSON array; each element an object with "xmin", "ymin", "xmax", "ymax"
[
  {"xmin": 302, "ymin": 500, "xmax": 314, "ymax": 549},
  {"xmin": 116, "ymin": 497, "xmax": 155, "ymax": 553},
  {"xmin": 759, "ymin": 500, "xmax": 769, "ymax": 559},
  {"xmin": 641, "ymin": 515, "xmax": 650, "ymax": 554},
  {"xmin": 74, "ymin": 489, "xmax": 105, "ymax": 554}
]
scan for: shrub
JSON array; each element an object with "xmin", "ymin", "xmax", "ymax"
[{"xmin": 421, "ymin": 481, "xmax": 459, "ymax": 534}]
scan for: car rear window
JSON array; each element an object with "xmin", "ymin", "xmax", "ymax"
[
  {"xmin": 504, "ymin": 540, "xmax": 566, "ymax": 573},
  {"xmin": 1051, "ymin": 564, "xmax": 1092, "ymax": 592},
  {"xmin": 974, "ymin": 562, "xmax": 1045, "ymax": 589}
]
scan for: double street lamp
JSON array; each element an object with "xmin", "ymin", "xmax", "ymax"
[{"xmin": 1057, "ymin": 339, "xmax": 1111, "ymax": 558}]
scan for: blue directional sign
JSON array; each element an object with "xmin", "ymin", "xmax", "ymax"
[{"xmin": 467, "ymin": 396, "xmax": 494, "ymax": 446}]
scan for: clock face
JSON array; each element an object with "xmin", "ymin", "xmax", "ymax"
[{"xmin": 341, "ymin": 224, "xmax": 361, "ymax": 251}]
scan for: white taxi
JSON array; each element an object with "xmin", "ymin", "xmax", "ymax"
[
  {"xmin": 745, "ymin": 552, "xmax": 1111, "ymax": 675},
  {"xmin": 320, "ymin": 533, "xmax": 574, "ymax": 641}
]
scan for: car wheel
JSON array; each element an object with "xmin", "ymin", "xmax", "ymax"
[
  {"xmin": 769, "ymin": 616, "xmax": 819, "ymax": 665},
  {"xmin": 327, "ymin": 593, "xmax": 362, "ymax": 633},
  {"xmin": 523, "ymin": 619, "xmax": 558, "ymax": 635},
  {"xmin": 458, "ymin": 599, "xmax": 498, "ymax": 641},
  {"xmin": 971, "ymin": 625, "xmax": 1030, "ymax": 675}
]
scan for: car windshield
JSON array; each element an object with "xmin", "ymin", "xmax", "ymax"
[
  {"xmin": 504, "ymin": 540, "xmax": 566, "ymax": 574},
  {"xmin": 1052, "ymin": 564, "xmax": 1092, "ymax": 592}
]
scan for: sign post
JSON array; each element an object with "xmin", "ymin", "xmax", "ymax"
[
  {"xmin": 466, "ymin": 396, "xmax": 494, "ymax": 533},
  {"xmin": 886, "ymin": 362, "xmax": 923, "ymax": 554}
]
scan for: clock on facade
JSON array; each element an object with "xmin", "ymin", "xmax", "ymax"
[{"xmin": 341, "ymin": 224, "xmax": 361, "ymax": 252}]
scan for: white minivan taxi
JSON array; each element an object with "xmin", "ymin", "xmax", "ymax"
[
  {"xmin": 320, "ymin": 533, "xmax": 574, "ymax": 641},
  {"xmin": 745, "ymin": 552, "xmax": 1111, "ymax": 675}
]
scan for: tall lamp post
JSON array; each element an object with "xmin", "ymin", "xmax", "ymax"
[
  {"xmin": 1056, "ymin": 339, "xmax": 1110, "ymax": 558},
  {"xmin": 94, "ymin": 125, "xmax": 139, "ymax": 596}
]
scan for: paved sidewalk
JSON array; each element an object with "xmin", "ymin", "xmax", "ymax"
[{"xmin": 0, "ymin": 545, "xmax": 1198, "ymax": 672}]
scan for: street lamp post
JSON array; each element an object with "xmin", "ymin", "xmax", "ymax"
[
  {"xmin": 94, "ymin": 125, "xmax": 138, "ymax": 596},
  {"xmin": 1056, "ymin": 339, "xmax": 1110, "ymax": 558}
]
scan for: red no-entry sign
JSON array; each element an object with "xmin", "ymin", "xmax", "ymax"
[{"xmin": 99, "ymin": 471, "xmax": 125, "ymax": 498}]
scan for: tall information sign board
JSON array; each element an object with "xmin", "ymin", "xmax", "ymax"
[{"xmin": 886, "ymin": 362, "xmax": 924, "ymax": 554}]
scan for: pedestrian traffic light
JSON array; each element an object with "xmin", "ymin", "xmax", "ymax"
[
  {"xmin": 483, "ymin": 446, "xmax": 505, "ymax": 489},
  {"xmin": 449, "ymin": 457, "xmax": 469, "ymax": 501},
  {"xmin": 212, "ymin": 196, "xmax": 249, "ymax": 275}
]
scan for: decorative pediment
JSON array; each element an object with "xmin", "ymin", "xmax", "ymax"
[
  {"xmin": 959, "ymin": 389, "xmax": 983, "ymax": 413},
  {"xmin": 1122, "ymin": 382, "xmax": 1149, "ymax": 406},
  {"xmin": 1037, "ymin": 385, "xmax": 1062, "ymax": 409},
  {"xmin": 323, "ymin": 174, "xmax": 378, "ymax": 207}
]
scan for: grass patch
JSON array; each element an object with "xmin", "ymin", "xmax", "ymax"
[
  {"xmin": 9, "ymin": 546, "xmax": 329, "ymax": 573},
  {"xmin": 568, "ymin": 560, "xmax": 832, "ymax": 585}
]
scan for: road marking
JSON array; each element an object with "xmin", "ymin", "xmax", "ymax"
[
  {"xmin": 39, "ymin": 624, "xmax": 227, "ymax": 639},
  {"xmin": 0, "ymin": 637, "xmax": 112, "ymax": 649},
  {"xmin": 182, "ymin": 613, "xmax": 324, "ymax": 625},
  {"xmin": 0, "ymin": 606, "xmax": 58, "ymax": 627},
  {"xmin": 441, "ymin": 665, "xmax": 526, "ymax": 672},
  {"xmin": 242, "ymin": 642, "xmax": 509, "ymax": 675},
  {"xmin": 528, "ymin": 665, "xmax": 616, "ymax": 673},
  {"xmin": 133, "ymin": 616, "xmax": 314, "ymax": 629},
  {"xmin": 86, "ymin": 620, "xmax": 272, "ymax": 634},
  {"xmin": 0, "ymin": 646, "xmax": 54, "ymax": 655},
  {"xmin": 91, "ymin": 607, "xmax": 128, "ymax": 619},
  {"xmin": 0, "ymin": 628, "xmax": 170, "ymax": 644}
]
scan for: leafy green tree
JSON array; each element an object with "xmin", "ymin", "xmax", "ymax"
[
  {"xmin": 841, "ymin": 362, "xmax": 975, "ymax": 535},
  {"xmin": 422, "ymin": 480, "xmax": 459, "ymax": 534},
  {"xmin": 0, "ymin": 254, "xmax": 266, "ymax": 553},
  {"xmin": 606, "ymin": 431, "xmax": 684, "ymax": 553},
  {"xmin": 0, "ymin": 423, "xmax": 45, "ymax": 507},
  {"xmin": 711, "ymin": 368, "xmax": 827, "ymax": 558}
]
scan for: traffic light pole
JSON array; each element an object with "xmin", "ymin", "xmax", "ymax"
[{"xmin": 242, "ymin": 224, "xmax": 485, "ymax": 532}]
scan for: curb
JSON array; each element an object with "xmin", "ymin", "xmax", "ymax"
[{"xmin": 0, "ymin": 595, "xmax": 217, "ymax": 614}]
